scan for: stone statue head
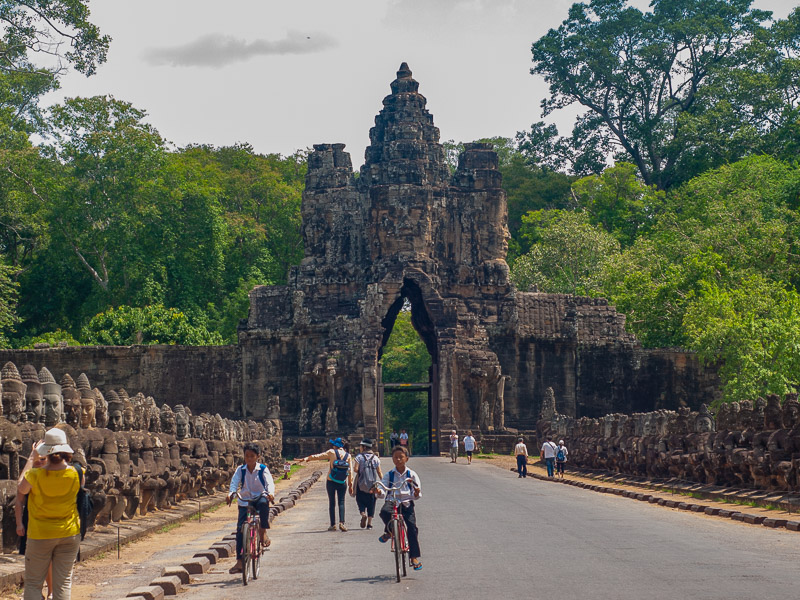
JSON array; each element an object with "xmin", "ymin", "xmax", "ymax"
[
  {"xmin": 94, "ymin": 388, "xmax": 108, "ymax": 428},
  {"xmin": 39, "ymin": 367, "xmax": 63, "ymax": 427},
  {"xmin": 161, "ymin": 404, "xmax": 176, "ymax": 435},
  {"xmin": 694, "ymin": 404, "xmax": 714, "ymax": 433},
  {"xmin": 132, "ymin": 393, "xmax": 146, "ymax": 431},
  {"xmin": 174, "ymin": 404, "xmax": 189, "ymax": 440},
  {"xmin": 122, "ymin": 400, "xmax": 135, "ymax": 431},
  {"xmin": 106, "ymin": 390, "xmax": 124, "ymax": 431},
  {"xmin": 79, "ymin": 393, "xmax": 96, "ymax": 429},
  {"xmin": 764, "ymin": 394, "xmax": 782, "ymax": 430},
  {"xmin": 782, "ymin": 393, "xmax": 800, "ymax": 429},
  {"xmin": 59, "ymin": 374, "xmax": 81, "ymax": 428},
  {"xmin": 753, "ymin": 397, "xmax": 767, "ymax": 429},
  {"xmin": 21, "ymin": 364, "xmax": 44, "ymax": 423},
  {"xmin": 191, "ymin": 415, "xmax": 205, "ymax": 439},
  {"xmin": 1, "ymin": 362, "xmax": 26, "ymax": 423},
  {"xmin": 715, "ymin": 402, "xmax": 731, "ymax": 431},
  {"xmin": 540, "ymin": 387, "xmax": 556, "ymax": 421},
  {"xmin": 145, "ymin": 396, "xmax": 161, "ymax": 432},
  {"xmin": 737, "ymin": 400, "xmax": 754, "ymax": 429}
]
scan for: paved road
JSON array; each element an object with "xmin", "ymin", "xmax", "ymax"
[{"xmin": 176, "ymin": 457, "xmax": 800, "ymax": 600}]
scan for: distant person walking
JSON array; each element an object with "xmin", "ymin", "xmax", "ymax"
[
  {"xmin": 463, "ymin": 431, "xmax": 476, "ymax": 464},
  {"xmin": 399, "ymin": 429, "xmax": 409, "ymax": 454},
  {"xmin": 352, "ymin": 439, "xmax": 383, "ymax": 529},
  {"xmin": 449, "ymin": 430, "xmax": 459, "ymax": 463},
  {"xmin": 15, "ymin": 429, "xmax": 83, "ymax": 600},
  {"xmin": 298, "ymin": 437, "xmax": 353, "ymax": 531},
  {"xmin": 390, "ymin": 431, "xmax": 399, "ymax": 452},
  {"xmin": 514, "ymin": 437, "xmax": 528, "ymax": 478},
  {"xmin": 555, "ymin": 440, "xmax": 569, "ymax": 478},
  {"xmin": 541, "ymin": 435, "xmax": 558, "ymax": 478}
]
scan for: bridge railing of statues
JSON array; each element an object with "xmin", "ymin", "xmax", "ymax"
[
  {"xmin": 535, "ymin": 394, "xmax": 800, "ymax": 493},
  {"xmin": 0, "ymin": 361, "xmax": 282, "ymax": 553}
]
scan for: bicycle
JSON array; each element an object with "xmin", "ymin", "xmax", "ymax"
[
  {"xmin": 236, "ymin": 490, "xmax": 268, "ymax": 585},
  {"xmin": 372, "ymin": 480, "xmax": 412, "ymax": 583}
]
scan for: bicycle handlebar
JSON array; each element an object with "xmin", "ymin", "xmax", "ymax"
[{"xmin": 372, "ymin": 480, "xmax": 419, "ymax": 493}]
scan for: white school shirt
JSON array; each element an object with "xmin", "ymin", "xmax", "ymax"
[
  {"xmin": 231, "ymin": 463, "xmax": 276, "ymax": 508},
  {"xmin": 463, "ymin": 436, "xmax": 476, "ymax": 451},
  {"xmin": 541, "ymin": 441, "xmax": 558, "ymax": 459},
  {"xmin": 377, "ymin": 467, "xmax": 422, "ymax": 506}
]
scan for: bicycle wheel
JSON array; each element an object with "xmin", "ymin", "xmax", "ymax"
[
  {"xmin": 398, "ymin": 519, "xmax": 408, "ymax": 577},
  {"xmin": 251, "ymin": 523, "xmax": 261, "ymax": 580},
  {"xmin": 392, "ymin": 519, "xmax": 402, "ymax": 583},
  {"xmin": 241, "ymin": 522, "xmax": 251, "ymax": 586}
]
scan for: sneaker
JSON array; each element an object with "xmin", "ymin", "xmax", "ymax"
[
  {"xmin": 366, "ymin": 524, "xmax": 373, "ymax": 530},
  {"xmin": 379, "ymin": 533, "xmax": 391, "ymax": 543},
  {"xmin": 328, "ymin": 525, "xmax": 337, "ymax": 531},
  {"xmin": 339, "ymin": 522, "xmax": 348, "ymax": 532},
  {"xmin": 360, "ymin": 514, "xmax": 367, "ymax": 528}
]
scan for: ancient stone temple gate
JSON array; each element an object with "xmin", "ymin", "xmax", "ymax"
[{"xmin": 239, "ymin": 64, "xmax": 717, "ymax": 454}]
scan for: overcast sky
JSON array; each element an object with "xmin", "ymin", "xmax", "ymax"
[{"xmin": 46, "ymin": 0, "xmax": 798, "ymax": 167}]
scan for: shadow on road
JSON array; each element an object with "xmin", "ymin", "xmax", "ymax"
[{"xmin": 339, "ymin": 574, "xmax": 411, "ymax": 585}]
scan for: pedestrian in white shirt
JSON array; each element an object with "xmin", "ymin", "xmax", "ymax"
[
  {"xmin": 449, "ymin": 430, "xmax": 459, "ymax": 463},
  {"xmin": 541, "ymin": 435, "xmax": 558, "ymax": 478},
  {"xmin": 463, "ymin": 431, "xmax": 476, "ymax": 464},
  {"xmin": 514, "ymin": 438, "xmax": 528, "ymax": 478}
]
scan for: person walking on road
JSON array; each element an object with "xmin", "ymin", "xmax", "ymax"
[
  {"xmin": 15, "ymin": 429, "xmax": 83, "ymax": 600},
  {"xmin": 227, "ymin": 442, "xmax": 275, "ymax": 574},
  {"xmin": 449, "ymin": 430, "xmax": 459, "ymax": 463},
  {"xmin": 399, "ymin": 429, "xmax": 409, "ymax": 454},
  {"xmin": 352, "ymin": 438, "xmax": 383, "ymax": 529},
  {"xmin": 555, "ymin": 439, "xmax": 569, "ymax": 478},
  {"xmin": 541, "ymin": 435, "xmax": 558, "ymax": 478},
  {"xmin": 463, "ymin": 431, "xmax": 476, "ymax": 464},
  {"xmin": 514, "ymin": 437, "xmax": 528, "ymax": 478},
  {"xmin": 298, "ymin": 437, "xmax": 353, "ymax": 531}
]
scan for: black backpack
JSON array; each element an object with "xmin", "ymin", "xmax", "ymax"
[
  {"xmin": 329, "ymin": 449, "xmax": 350, "ymax": 484},
  {"xmin": 73, "ymin": 463, "xmax": 94, "ymax": 540}
]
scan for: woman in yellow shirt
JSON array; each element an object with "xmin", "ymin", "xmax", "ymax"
[{"xmin": 15, "ymin": 428, "xmax": 83, "ymax": 600}]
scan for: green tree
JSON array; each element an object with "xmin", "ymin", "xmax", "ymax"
[
  {"xmin": 683, "ymin": 276, "xmax": 800, "ymax": 402},
  {"xmin": 529, "ymin": 0, "xmax": 799, "ymax": 188},
  {"xmin": 511, "ymin": 210, "xmax": 620, "ymax": 294},
  {"xmin": 0, "ymin": 261, "xmax": 19, "ymax": 347},
  {"xmin": 571, "ymin": 162, "xmax": 665, "ymax": 247},
  {"xmin": 82, "ymin": 304, "xmax": 223, "ymax": 346}
]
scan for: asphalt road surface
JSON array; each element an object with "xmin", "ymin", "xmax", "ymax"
[{"xmin": 179, "ymin": 456, "xmax": 800, "ymax": 600}]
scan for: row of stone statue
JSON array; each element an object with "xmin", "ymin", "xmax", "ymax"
[
  {"xmin": 537, "ymin": 393, "xmax": 800, "ymax": 492},
  {"xmin": 0, "ymin": 361, "xmax": 281, "ymax": 441},
  {"xmin": 0, "ymin": 361, "xmax": 283, "ymax": 552}
]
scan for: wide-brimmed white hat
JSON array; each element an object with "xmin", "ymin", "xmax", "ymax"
[{"xmin": 36, "ymin": 428, "xmax": 74, "ymax": 456}]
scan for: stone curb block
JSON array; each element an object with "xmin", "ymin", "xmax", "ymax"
[
  {"xmin": 742, "ymin": 514, "xmax": 766, "ymax": 525},
  {"xmin": 690, "ymin": 505, "xmax": 705, "ymax": 512},
  {"xmin": 762, "ymin": 518, "xmax": 788, "ymax": 528},
  {"xmin": 210, "ymin": 543, "xmax": 233, "ymax": 558},
  {"xmin": 161, "ymin": 567, "xmax": 190, "ymax": 585},
  {"xmin": 649, "ymin": 497, "xmax": 660, "ymax": 504},
  {"xmin": 730, "ymin": 512, "xmax": 745, "ymax": 521},
  {"xmin": 678, "ymin": 503, "xmax": 691, "ymax": 510},
  {"xmin": 704, "ymin": 507, "xmax": 721, "ymax": 516},
  {"xmin": 192, "ymin": 549, "xmax": 219, "ymax": 564},
  {"xmin": 181, "ymin": 557, "xmax": 210, "ymax": 574},
  {"xmin": 150, "ymin": 576, "xmax": 182, "ymax": 596},
  {"xmin": 127, "ymin": 586, "xmax": 165, "ymax": 600},
  {"xmin": 785, "ymin": 521, "xmax": 800, "ymax": 531}
]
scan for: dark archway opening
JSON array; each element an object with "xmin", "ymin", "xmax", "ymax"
[{"xmin": 377, "ymin": 279, "xmax": 438, "ymax": 455}]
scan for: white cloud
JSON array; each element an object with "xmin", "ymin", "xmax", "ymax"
[{"xmin": 143, "ymin": 30, "xmax": 338, "ymax": 68}]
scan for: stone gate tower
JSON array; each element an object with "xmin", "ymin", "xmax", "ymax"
[{"xmin": 239, "ymin": 63, "xmax": 716, "ymax": 453}]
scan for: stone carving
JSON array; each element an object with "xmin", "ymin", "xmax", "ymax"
[
  {"xmin": 0, "ymin": 360, "xmax": 283, "ymax": 553},
  {"xmin": 38, "ymin": 367, "xmax": 63, "ymax": 427},
  {"xmin": 539, "ymin": 394, "xmax": 800, "ymax": 492},
  {"xmin": 325, "ymin": 404, "xmax": 338, "ymax": 434},
  {"xmin": 2, "ymin": 362, "xmax": 26, "ymax": 423},
  {"xmin": 310, "ymin": 404, "xmax": 323, "ymax": 433},
  {"xmin": 266, "ymin": 387, "xmax": 280, "ymax": 420}
]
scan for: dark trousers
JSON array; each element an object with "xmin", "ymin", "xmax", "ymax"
[
  {"xmin": 379, "ymin": 501, "xmax": 421, "ymax": 559},
  {"xmin": 355, "ymin": 488, "xmax": 377, "ymax": 517},
  {"xmin": 545, "ymin": 457, "xmax": 555, "ymax": 477},
  {"xmin": 326, "ymin": 479, "xmax": 347, "ymax": 525},
  {"xmin": 236, "ymin": 497, "xmax": 270, "ymax": 559},
  {"xmin": 556, "ymin": 461, "xmax": 565, "ymax": 474},
  {"xmin": 516, "ymin": 454, "xmax": 527, "ymax": 477}
]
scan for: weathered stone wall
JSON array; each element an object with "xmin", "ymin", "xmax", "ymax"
[
  {"xmin": 536, "ymin": 393, "xmax": 800, "ymax": 492},
  {"xmin": 0, "ymin": 345, "xmax": 240, "ymax": 417}
]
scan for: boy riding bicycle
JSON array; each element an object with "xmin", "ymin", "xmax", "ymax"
[
  {"xmin": 373, "ymin": 445, "xmax": 423, "ymax": 571},
  {"xmin": 227, "ymin": 442, "xmax": 275, "ymax": 574}
]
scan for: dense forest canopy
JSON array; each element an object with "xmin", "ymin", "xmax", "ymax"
[{"xmin": 1, "ymin": 0, "xmax": 800, "ymax": 405}]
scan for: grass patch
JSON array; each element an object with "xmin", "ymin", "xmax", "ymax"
[{"xmin": 158, "ymin": 522, "xmax": 182, "ymax": 534}]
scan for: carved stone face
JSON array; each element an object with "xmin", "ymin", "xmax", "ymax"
[
  {"xmin": 695, "ymin": 416, "xmax": 713, "ymax": 433},
  {"xmin": 123, "ymin": 407, "xmax": 135, "ymax": 431},
  {"xmin": 22, "ymin": 372, "xmax": 44, "ymax": 424},
  {"xmin": 783, "ymin": 400, "xmax": 800, "ymax": 429},
  {"xmin": 44, "ymin": 392, "xmax": 63, "ymax": 427},
  {"xmin": 161, "ymin": 407, "xmax": 176, "ymax": 435},
  {"xmin": 175, "ymin": 412, "xmax": 189, "ymax": 440},
  {"xmin": 1, "ymin": 381, "xmax": 26, "ymax": 423},
  {"xmin": 64, "ymin": 398, "xmax": 81, "ymax": 428},
  {"xmin": 192, "ymin": 417, "xmax": 205, "ymax": 439},
  {"xmin": 109, "ymin": 410, "xmax": 124, "ymax": 431},
  {"xmin": 80, "ymin": 397, "xmax": 96, "ymax": 429}
]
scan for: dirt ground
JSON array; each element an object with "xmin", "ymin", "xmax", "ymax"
[
  {"xmin": 1, "ymin": 465, "xmax": 312, "ymax": 600},
  {"xmin": 475, "ymin": 453, "xmax": 799, "ymax": 526}
]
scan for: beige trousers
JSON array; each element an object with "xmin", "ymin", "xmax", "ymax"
[{"xmin": 24, "ymin": 534, "xmax": 81, "ymax": 600}]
